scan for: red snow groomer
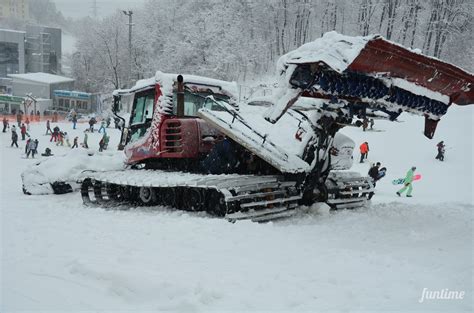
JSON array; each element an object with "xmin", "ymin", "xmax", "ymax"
[{"xmin": 81, "ymin": 32, "xmax": 473, "ymax": 222}]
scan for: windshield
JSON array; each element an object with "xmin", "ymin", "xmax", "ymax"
[
  {"xmin": 129, "ymin": 88, "xmax": 155, "ymax": 143},
  {"xmin": 172, "ymin": 90, "xmax": 230, "ymax": 116}
]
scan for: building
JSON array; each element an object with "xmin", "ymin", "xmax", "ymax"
[
  {"xmin": 53, "ymin": 90, "xmax": 93, "ymax": 113},
  {"xmin": 0, "ymin": 29, "xmax": 26, "ymax": 77},
  {"xmin": 8, "ymin": 72, "xmax": 74, "ymax": 100},
  {"xmin": 0, "ymin": 0, "xmax": 29, "ymax": 20},
  {"xmin": 25, "ymin": 25, "xmax": 62, "ymax": 74}
]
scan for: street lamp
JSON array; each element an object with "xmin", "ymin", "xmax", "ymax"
[{"xmin": 122, "ymin": 10, "xmax": 134, "ymax": 87}]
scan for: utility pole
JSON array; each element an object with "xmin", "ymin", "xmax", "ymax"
[
  {"xmin": 122, "ymin": 10, "xmax": 134, "ymax": 87},
  {"xmin": 91, "ymin": 0, "xmax": 98, "ymax": 18}
]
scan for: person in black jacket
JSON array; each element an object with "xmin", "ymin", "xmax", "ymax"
[
  {"xmin": 367, "ymin": 162, "xmax": 381, "ymax": 200},
  {"xmin": 201, "ymin": 136, "xmax": 239, "ymax": 174},
  {"xmin": 435, "ymin": 141, "xmax": 445, "ymax": 161},
  {"xmin": 11, "ymin": 126, "xmax": 18, "ymax": 147}
]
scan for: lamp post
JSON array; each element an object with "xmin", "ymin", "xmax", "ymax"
[{"xmin": 122, "ymin": 10, "xmax": 134, "ymax": 87}]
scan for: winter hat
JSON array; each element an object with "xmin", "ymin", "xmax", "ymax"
[{"xmin": 411, "ymin": 166, "xmax": 416, "ymax": 170}]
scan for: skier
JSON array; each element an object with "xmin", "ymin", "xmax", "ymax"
[
  {"xmin": 359, "ymin": 141, "xmax": 369, "ymax": 163},
  {"xmin": 72, "ymin": 136, "xmax": 79, "ymax": 149},
  {"xmin": 20, "ymin": 123, "xmax": 27, "ymax": 140},
  {"xmin": 82, "ymin": 131, "xmax": 89, "ymax": 149},
  {"xmin": 2, "ymin": 117, "xmax": 9, "ymax": 132},
  {"xmin": 45, "ymin": 120, "xmax": 52, "ymax": 135},
  {"xmin": 11, "ymin": 126, "xmax": 18, "ymax": 148},
  {"xmin": 367, "ymin": 162, "xmax": 381, "ymax": 200},
  {"xmin": 396, "ymin": 166, "xmax": 417, "ymax": 197},
  {"xmin": 98, "ymin": 120, "xmax": 106, "ymax": 133},
  {"xmin": 370, "ymin": 118, "xmax": 375, "ymax": 130},
  {"xmin": 362, "ymin": 117, "xmax": 368, "ymax": 132},
  {"xmin": 435, "ymin": 141, "xmax": 445, "ymax": 161}
]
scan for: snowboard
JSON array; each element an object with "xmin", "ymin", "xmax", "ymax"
[{"xmin": 392, "ymin": 174, "xmax": 422, "ymax": 185}]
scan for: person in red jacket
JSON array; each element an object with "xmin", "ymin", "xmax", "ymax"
[
  {"xmin": 359, "ymin": 141, "xmax": 369, "ymax": 163},
  {"xmin": 20, "ymin": 123, "xmax": 27, "ymax": 140}
]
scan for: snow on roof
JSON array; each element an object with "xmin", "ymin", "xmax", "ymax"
[
  {"xmin": 8, "ymin": 73, "xmax": 75, "ymax": 85},
  {"xmin": 126, "ymin": 71, "xmax": 239, "ymax": 99},
  {"xmin": 0, "ymin": 28, "xmax": 26, "ymax": 34},
  {"xmin": 277, "ymin": 31, "xmax": 376, "ymax": 74}
]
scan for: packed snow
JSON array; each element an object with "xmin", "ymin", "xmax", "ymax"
[{"xmin": 1, "ymin": 104, "xmax": 473, "ymax": 312}]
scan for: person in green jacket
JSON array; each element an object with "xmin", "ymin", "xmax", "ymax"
[{"xmin": 397, "ymin": 166, "xmax": 416, "ymax": 197}]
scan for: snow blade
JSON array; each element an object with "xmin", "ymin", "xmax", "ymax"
[{"xmin": 349, "ymin": 37, "xmax": 474, "ymax": 106}]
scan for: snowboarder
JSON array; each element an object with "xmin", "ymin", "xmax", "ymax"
[
  {"xmin": 98, "ymin": 120, "xmax": 106, "ymax": 133},
  {"xmin": 370, "ymin": 118, "xmax": 375, "ymax": 130},
  {"xmin": 362, "ymin": 117, "xmax": 369, "ymax": 131},
  {"xmin": 82, "ymin": 131, "xmax": 89, "ymax": 149},
  {"xmin": 435, "ymin": 141, "xmax": 445, "ymax": 161},
  {"xmin": 11, "ymin": 126, "xmax": 18, "ymax": 148},
  {"xmin": 359, "ymin": 141, "xmax": 369, "ymax": 163},
  {"xmin": 396, "ymin": 166, "xmax": 417, "ymax": 197},
  {"xmin": 20, "ymin": 123, "xmax": 27, "ymax": 140},
  {"xmin": 72, "ymin": 136, "xmax": 79, "ymax": 149},
  {"xmin": 2, "ymin": 117, "xmax": 9, "ymax": 132},
  {"xmin": 45, "ymin": 120, "xmax": 52, "ymax": 135},
  {"xmin": 89, "ymin": 117, "xmax": 96, "ymax": 133}
]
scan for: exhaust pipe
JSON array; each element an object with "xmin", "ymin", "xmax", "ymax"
[{"xmin": 177, "ymin": 75, "xmax": 184, "ymax": 117}]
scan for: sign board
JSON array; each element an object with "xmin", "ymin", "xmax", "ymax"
[
  {"xmin": 53, "ymin": 90, "xmax": 91, "ymax": 100},
  {"xmin": 0, "ymin": 95, "xmax": 24, "ymax": 104}
]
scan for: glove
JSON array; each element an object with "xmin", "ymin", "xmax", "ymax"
[{"xmin": 404, "ymin": 183, "xmax": 410, "ymax": 186}]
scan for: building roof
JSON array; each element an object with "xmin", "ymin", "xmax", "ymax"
[{"xmin": 7, "ymin": 73, "xmax": 74, "ymax": 85}]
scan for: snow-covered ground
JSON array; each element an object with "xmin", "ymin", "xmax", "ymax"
[{"xmin": 1, "ymin": 106, "xmax": 472, "ymax": 312}]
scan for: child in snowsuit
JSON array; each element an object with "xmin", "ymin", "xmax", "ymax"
[
  {"xmin": 435, "ymin": 141, "xmax": 445, "ymax": 161},
  {"xmin": 50, "ymin": 126, "xmax": 60, "ymax": 142},
  {"xmin": 26, "ymin": 139, "xmax": 37, "ymax": 158},
  {"xmin": 72, "ymin": 136, "xmax": 79, "ymax": 149},
  {"xmin": 82, "ymin": 131, "xmax": 89, "ymax": 148},
  {"xmin": 11, "ymin": 127, "xmax": 18, "ymax": 147},
  {"xmin": 56, "ymin": 131, "xmax": 65, "ymax": 146},
  {"xmin": 367, "ymin": 162, "xmax": 381, "ymax": 200},
  {"xmin": 397, "ymin": 166, "xmax": 416, "ymax": 197},
  {"xmin": 359, "ymin": 142, "xmax": 369, "ymax": 163},
  {"xmin": 64, "ymin": 132, "xmax": 71, "ymax": 147},
  {"xmin": 98, "ymin": 120, "xmax": 106, "ymax": 133}
]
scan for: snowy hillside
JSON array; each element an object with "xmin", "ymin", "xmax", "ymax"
[{"xmin": 1, "ymin": 106, "xmax": 472, "ymax": 312}]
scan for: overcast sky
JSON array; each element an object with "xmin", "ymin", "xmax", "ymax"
[{"xmin": 53, "ymin": 0, "xmax": 148, "ymax": 19}]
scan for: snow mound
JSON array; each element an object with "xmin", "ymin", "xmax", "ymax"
[{"xmin": 21, "ymin": 149, "xmax": 126, "ymax": 195}]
